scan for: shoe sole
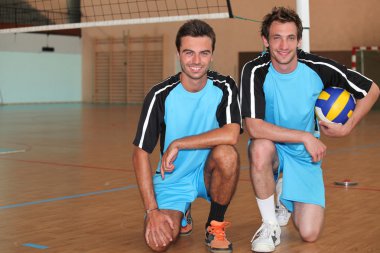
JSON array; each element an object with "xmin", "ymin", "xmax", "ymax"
[
  {"xmin": 180, "ymin": 208, "xmax": 192, "ymax": 236},
  {"xmin": 251, "ymin": 244, "xmax": 276, "ymax": 252},
  {"xmin": 205, "ymin": 242, "xmax": 232, "ymax": 253},
  {"xmin": 179, "ymin": 229, "xmax": 193, "ymax": 236},
  {"xmin": 278, "ymin": 220, "xmax": 290, "ymax": 227},
  {"xmin": 251, "ymin": 239, "xmax": 280, "ymax": 252},
  {"xmin": 179, "ymin": 222, "xmax": 193, "ymax": 236},
  {"xmin": 251, "ymin": 246, "xmax": 275, "ymax": 252},
  {"xmin": 251, "ymin": 239, "xmax": 281, "ymax": 252}
]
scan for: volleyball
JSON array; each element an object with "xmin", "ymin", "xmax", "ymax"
[{"xmin": 315, "ymin": 87, "xmax": 356, "ymax": 124}]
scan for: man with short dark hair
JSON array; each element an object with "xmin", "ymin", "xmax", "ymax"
[{"xmin": 133, "ymin": 19, "xmax": 242, "ymax": 252}]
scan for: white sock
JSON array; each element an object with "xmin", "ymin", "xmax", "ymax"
[{"xmin": 256, "ymin": 195, "xmax": 278, "ymax": 224}]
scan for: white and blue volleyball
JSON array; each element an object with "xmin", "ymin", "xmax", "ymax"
[{"xmin": 315, "ymin": 87, "xmax": 356, "ymax": 124}]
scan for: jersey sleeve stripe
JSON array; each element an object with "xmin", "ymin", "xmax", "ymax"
[
  {"xmin": 214, "ymin": 79, "xmax": 233, "ymax": 123},
  {"xmin": 138, "ymin": 80, "xmax": 180, "ymax": 149},
  {"xmin": 250, "ymin": 62, "xmax": 271, "ymax": 118},
  {"xmin": 239, "ymin": 62, "xmax": 249, "ymax": 116},
  {"xmin": 236, "ymin": 92, "xmax": 243, "ymax": 129},
  {"xmin": 299, "ymin": 58, "xmax": 368, "ymax": 96},
  {"xmin": 347, "ymin": 68, "xmax": 373, "ymax": 82}
]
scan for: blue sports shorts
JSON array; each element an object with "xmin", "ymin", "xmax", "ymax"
[
  {"xmin": 248, "ymin": 139, "xmax": 325, "ymax": 212},
  {"xmin": 153, "ymin": 160, "xmax": 211, "ymax": 225},
  {"xmin": 275, "ymin": 143, "xmax": 325, "ymax": 212}
]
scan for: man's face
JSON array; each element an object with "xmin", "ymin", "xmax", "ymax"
[
  {"xmin": 178, "ymin": 36, "xmax": 213, "ymax": 86},
  {"xmin": 262, "ymin": 21, "xmax": 301, "ymax": 73}
]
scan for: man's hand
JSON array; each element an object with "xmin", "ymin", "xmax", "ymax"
[
  {"xmin": 145, "ymin": 210, "xmax": 174, "ymax": 248},
  {"xmin": 319, "ymin": 120, "xmax": 351, "ymax": 137},
  {"xmin": 303, "ymin": 133, "xmax": 327, "ymax": 162},
  {"xmin": 160, "ymin": 142, "xmax": 179, "ymax": 179}
]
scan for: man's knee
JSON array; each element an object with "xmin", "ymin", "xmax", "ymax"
[
  {"xmin": 299, "ymin": 225, "xmax": 322, "ymax": 242},
  {"xmin": 211, "ymin": 145, "xmax": 239, "ymax": 175},
  {"xmin": 249, "ymin": 139, "xmax": 276, "ymax": 172},
  {"xmin": 144, "ymin": 212, "xmax": 181, "ymax": 252},
  {"xmin": 293, "ymin": 203, "xmax": 324, "ymax": 243}
]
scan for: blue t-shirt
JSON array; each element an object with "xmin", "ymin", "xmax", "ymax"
[
  {"xmin": 264, "ymin": 63, "xmax": 323, "ymax": 138},
  {"xmin": 133, "ymin": 70, "xmax": 242, "ymax": 183},
  {"xmin": 264, "ymin": 63, "xmax": 325, "ymax": 209},
  {"xmin": 156, "ymin": 79, "xmax": 221, "ymax": 183},
  {"xmin": 240, "ymin": 50, "xmax": 373, "ymax": 209}
]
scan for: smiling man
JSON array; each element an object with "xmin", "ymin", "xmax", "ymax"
[
  {"xmin": 133, "ymin": 19, "xmax": 242, "ymax": 252},
  {"xmin": 240, "ymin": 7, "xmax": 379, "ymax": 252}
]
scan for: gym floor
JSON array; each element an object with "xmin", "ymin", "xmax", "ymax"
[{"xmin": 0, "ymin": 104, "xmax": 379, "ymax": 252}]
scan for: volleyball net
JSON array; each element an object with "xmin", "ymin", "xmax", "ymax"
[{"xmin": 0, "ymin": 0, "xmax": 233, "ymax": 34}]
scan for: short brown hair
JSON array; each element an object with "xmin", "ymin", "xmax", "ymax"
[
  {"xmin": 175, "ymin": 19, "xmax": 216, "ymax": 52},
  {"xmin": 261, "ymin": 7, "xmax": 303, "ymax": 41}
]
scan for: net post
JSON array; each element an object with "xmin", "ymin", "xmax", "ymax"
[{"xmin": 226, "ymin": 0, "xmax": 234, "ymax": 18}]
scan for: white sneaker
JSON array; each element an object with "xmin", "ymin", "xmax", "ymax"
[
  {"xmin": 251, "ymin": 222, "xmax": 281, "ymax": 252},
  {"xmin": 275, "ymin": 178, "xmax": 291, "ymax": 226}
]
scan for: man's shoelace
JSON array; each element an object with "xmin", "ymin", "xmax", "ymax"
[
  {"xmin": 208, "ymin": 222, "xmax": 230, "ymax": 241},
  {"xmin": 251, "ymin": 223, "xmax": 272, "ymax": 242}
]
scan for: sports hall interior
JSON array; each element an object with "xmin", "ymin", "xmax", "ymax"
[{"xmin": 0, "ymin": 0, "xmax": 379, "ymax": 252}]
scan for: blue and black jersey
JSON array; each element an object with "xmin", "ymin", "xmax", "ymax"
[
  {"xmin": 240, "ymin": 49, "xmax": 373, "ymax": 121},
  {"xmin": 239, "ymin": 49, "xmax": 374, "ymax": 210},
  {"xmin": 133, "ymin": 70, "xmax": 242, "ymax": 181}
]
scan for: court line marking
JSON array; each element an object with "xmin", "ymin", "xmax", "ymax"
[
  {"xmin": 0, "ymin": 142, "xmax": 378, "ymax": 210},
  {"xmin": 0, "ymin": 157, "xmax": 131, "ymax": 172},
  {"xmin": 22, "ymin": 243, "xmax": 49, "ymax": 249},
  {"xmin": 0, "ymin": 185, "xmax": 137, "ymax": 210},
  {"xmin": 0, "ymin": 142, "xmax": 379, "ymax": 173},
  {"xmin": 325, "ymin": 184, "xmax": 380, "ymax": 192},
  {"xmin": 0, "ymin": 148, "xmax": 26, "ymax": 154}
]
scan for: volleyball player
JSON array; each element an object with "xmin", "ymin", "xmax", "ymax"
[
  {"xmin": 240, "ymin": 7, "xmax": 379, "ymax": 252},
  {"xmin": 133, "ymin": 19, "xmax": 242, "ymax": 252}
]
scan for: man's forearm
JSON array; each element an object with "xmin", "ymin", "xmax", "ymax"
[
  {"xmin": 345, "ymin": 83, "xmax": 380, "ymax": 132},
  {"xmin": 171, "ymin": 123, "xmax": 240, "ymax": 150},
  {"xmin": 133, "ymin": 148, "xmax": 158, "ymax": 211},
  {"xmin": 245, "ymin": 118, "xmax": 310, "ymax": 144}
]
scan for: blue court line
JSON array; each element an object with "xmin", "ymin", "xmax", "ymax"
[
  {"xmin": 1, "ymin": 144, "xmax": 378, "ymax": 210},
  {"xmin": 0, "ymin": 185, "xmax": 137, "ymax": 210},
  {"xmin": 22, "ymin": 243, "xmax": 48, "ymax": 249},
  {"xmin": 0, "ymin": 148, "xmax": 26, "ymax": 154}
]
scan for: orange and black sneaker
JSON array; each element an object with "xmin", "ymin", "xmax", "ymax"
[
  {"xmin": 179, "ymin": 206, "xmax": 193, "ymax": 236},
  {"xmin": 205, "ymin": 220, "xmax": 232, "ymax": 252}
]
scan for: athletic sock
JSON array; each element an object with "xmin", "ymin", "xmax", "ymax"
[
  {"xmin": 206, "ymin": 201, "xmax": 229, "ymax": 229},
  {"xmin": 257, "ymin": 195, "xmax": 278, "ymax": 224}
]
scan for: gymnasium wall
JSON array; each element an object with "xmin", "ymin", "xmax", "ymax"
[
  {"xmin": 81, "ymin": 0, "xmax": 380, "ymax": 102},
  {"xmin": 0, "ymin": 33, "xmax": 81, "ymax": 104},
  {"xmin": 0, "ymin": 0, "xmax": 379, "ymax": 103}
]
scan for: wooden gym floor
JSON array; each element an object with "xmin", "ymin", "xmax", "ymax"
[{"xmin": 0, "ymin": 104, "xmax": 379, "ymax": 253}]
